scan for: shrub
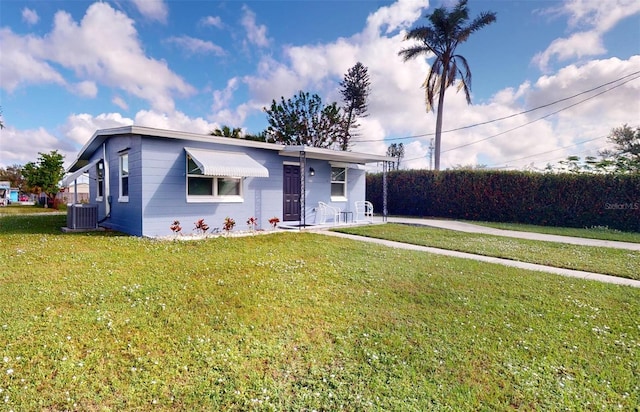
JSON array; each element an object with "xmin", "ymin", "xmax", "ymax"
[{"xmin": 367, "ymin": 170, "xmax": 640, "ymax": 232}]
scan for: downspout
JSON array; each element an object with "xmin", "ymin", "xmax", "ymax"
[{"xmin": 100, "ymin": 142, "xmax": 111, "ymax": 222}]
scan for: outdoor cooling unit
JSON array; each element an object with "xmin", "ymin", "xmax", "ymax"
[{"xmin": 67, "ymin": 203, "xmax": 98, "ymax": 230}]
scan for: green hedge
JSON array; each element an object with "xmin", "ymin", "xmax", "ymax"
[{"xmin": 367, "ymin": 170, "xmax": 640, "ymax": 232}]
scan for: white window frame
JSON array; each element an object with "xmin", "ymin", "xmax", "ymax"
[
  {"xmin": 330, "ymin": 166, "xmax": 347, "ymax": 202},
  {"xmin": 119, "ymin": 153, "xmax": 129, "ymax": 202},
  {"xmin": 96, "ymin": 160, "xmax": 104, "ymax": 201},
  {"xmin": 186, "ymin": 154, "xmax": 244, "ymax": 203}
]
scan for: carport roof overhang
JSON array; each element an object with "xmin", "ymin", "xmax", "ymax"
[{"xmin": 279, "ymin": 145, "xmax": 395, "ymax": 164}]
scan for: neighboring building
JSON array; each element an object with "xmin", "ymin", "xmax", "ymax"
[
  {"xmin": 63, "ymin": 126, "xmax": 393, "ymax": 237},
  {"xmin": 0, "ymin": 181, "xmax": 9, "ymax": 206},
  {"xmin": 58, "ymin": 182, "xmax": 90, "ymax": 204}
]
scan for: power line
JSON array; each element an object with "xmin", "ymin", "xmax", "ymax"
[
  {"xmin": 440, "ymin": 74, "xmax": 639, "ymax": 153},
  {"xmin": 487, "ymin": 134, "xmax": 606, "ymax": 168},
  {"xmin": 354, "ymin": 70, "xmax": 640, "ymax": 144}
]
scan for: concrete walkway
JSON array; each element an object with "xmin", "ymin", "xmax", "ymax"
[
  {"xmin": 319, "ymin": 218, "xmax": 640, "ymax": 288},
  {"xmin": 387, "ymin": 217, "xmax": 640, "ymax": 251}
]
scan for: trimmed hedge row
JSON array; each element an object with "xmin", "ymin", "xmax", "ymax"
[{"xmin": 367, "ymin": 170, "xmax": 640, "ymax": 232}]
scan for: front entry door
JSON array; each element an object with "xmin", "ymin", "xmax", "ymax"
[{"xmin": 283, "ymin": 165, "xmax": 301, "ymax": 221}]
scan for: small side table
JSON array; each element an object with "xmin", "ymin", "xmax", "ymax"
[{"xmin": 340, "ymin": 211, "xmax": 353, "ymax": 224}]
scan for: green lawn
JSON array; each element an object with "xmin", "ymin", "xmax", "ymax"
[
  {"xmin": 469, "ymin": 220, "xmax": 640, "ymax": 243},
  {"xmin": 335, "ymin": 223, "xmax": 640, "ymax": 280},
  {"xmin": 0, "ymin": 204, "xmax": 63, "ymax": 215},
  {"xmin": 1, "ymin": 214, "xmax": 639, "ymax": 410}
]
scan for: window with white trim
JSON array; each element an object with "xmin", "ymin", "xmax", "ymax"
[
  {"xmin": 186, "ymin": 155, "xmax": 243, "ymax": 202},
  {"xmin": 119, "ymin": 153, "xmax": 129, "ymax": 202},
  {"xmin": 330, "ymin": 167, "xmax": 347, "ymax": 201},
  {"xmin": 96, "ymin": 160, "xmax": 104, "ymax": 200}
]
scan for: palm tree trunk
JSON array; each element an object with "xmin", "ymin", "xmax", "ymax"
[{"xmin": 434, "ymin": 74, "xmax": 448, "ymax": 171}]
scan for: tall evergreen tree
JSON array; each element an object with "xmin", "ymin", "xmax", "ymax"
[
  {"xmin": 399, "ymin": 0, "xmax": 496, "ymax": 170},
  {"xmin": 339, "ymin": 62, "xmax": 370, "ymax": 151}
]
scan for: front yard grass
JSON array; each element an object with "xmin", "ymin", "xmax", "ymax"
[
  {"xmin": 1, "ymin": 214, "xmax": 639, "ymax": 410},
  {"xmin": 470, "ymin": 221, "xmax": 640, "ymax": 243},
  {"xmin": 335, "ymin": 223, "xmax": 640, "ymax": 280}
]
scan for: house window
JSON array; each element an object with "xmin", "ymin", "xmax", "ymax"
[
  {"xmin": 96, "ymin": 160, "xmax": 104, "ymax": 199},
  {"xmin": 186, "ymin": 155, "xmax": 243, "ymax": 202},
  {"xmin": 119, "ymin": 153, "xmax": 129, "ymax": 202},
  {"xmin": 330, "ymin": 167, "xmax": 347, "ymax": 201}
]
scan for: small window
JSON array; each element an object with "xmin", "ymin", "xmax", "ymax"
[
  {"xmin": 119, "ymin": 153, "xmax": 129, "ymax": 202},
  {"xmin": 186, "ymin": 154, "xmax": 243, "ymax": 202},
  {"xmin": 96, "ymin": 161, "xmax": 104, "ymax": 199},
  {"xmin": 330, "ymin": 167, "xmax": 347, "ymax": 201}
]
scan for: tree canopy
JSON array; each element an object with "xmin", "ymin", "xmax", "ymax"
[
  {"xmin": 22, "ymin": 150, "xmax": 65, "ymax": 201},
  {"xmin": 210, "ymin": 125, "xmax": 243, "ymax": 138},
  {"xmin": 386, "ymin": 143, "xmax": 405, "ymax": 170},
  {"xmin": 399, "ymin": 0, "xmax": 496, "ymax": 170},
  {"xmin": 264, "ymin": 91, "xmax": 345, "ymax": 149},
  {"xmin": 0, "ymin": 164, "xmax": 26, "ymax": 192},
  {"xmin": 550, "ymin": 124, "xmax": 640, "ymax": 174}
]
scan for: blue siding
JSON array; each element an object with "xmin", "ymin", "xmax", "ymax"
[
  {"xmin": 139, "ymin": 138, "xmax": 283, "ymax": 237},
  {"xmin": 81, "ymin": 133, "xmax": 370, "ymax": 236},
  {"xmin": 87, "ymin": 135, "xmax": 144, "ymax": 236},
  {"xmin": 303, "ymin": 160, "xmax": 366, "ymax": 224}
]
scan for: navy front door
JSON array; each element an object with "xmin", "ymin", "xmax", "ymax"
[{"xmin": 283, "ymin": 165, "xmax": 301, "ymax": 221}]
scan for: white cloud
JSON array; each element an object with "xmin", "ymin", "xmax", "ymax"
[
  {"xmin": 364, "ymin": 0, "xmax": 428, "ymax": 36},
  {"xmin": 201, "ymin": 16, "xmax": 223, "ymax": 29},
  {"xmin": 21, "ymin": 8, "xmax": 39, "ymax": 25},
  {"xmin": 0, "ymin": 126, "xmax": 75, "ymax": 168},
  {"xmin": 165, "ymin": 35, "xmax": 225, "ymax": 56},
  {"xmin": 0, "ymin": 28, "xmax": 66, "ymax": 92},
  {"xmin": 241, "ymin": 5, "xmax": 270, "ymax": 48},
  {"xmin": 71, "ymin": 80, "xmax": 98, "ymax": 97},
  {"xmin": 134, "ymin": 110, "xmax": 219, "ymax": 135},
  {"xmin": 130, "ymin": 0, "xmax": 168, "ymax": 23},
  {"xmin": 61, "ymin": 112, "xmax": 133, "ymax": 147},
  {"xmin": 211, "ymin": 78, "xmax": 239, "ymax": 112},
  {"xmin": 533, "ymin": 0, "xmax": 640, "ymax": 71},
  {"xmin": 112, "ymin": 96, "xmax": 129, "ymax": 110},
  {"xmin": 1, "ymin": 3, "xmax": 196, "ymax": 113}
]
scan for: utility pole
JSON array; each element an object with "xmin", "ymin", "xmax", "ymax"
[{"xmin": 428, "ymin": 138, "xmax": 435, "ymax": 170}]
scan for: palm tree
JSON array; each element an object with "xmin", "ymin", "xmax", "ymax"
[
  {"xmin": 399, "ymin": 0, "xmax": 496, "ymax": 170},
  {"xmin": 210, "ymin": 125, "xmax": 243, "ymax": 138}
]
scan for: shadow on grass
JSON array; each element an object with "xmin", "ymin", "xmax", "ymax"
[{"xmin": 0, "ymin": 214, "xmax": 126, "ymax": 237}]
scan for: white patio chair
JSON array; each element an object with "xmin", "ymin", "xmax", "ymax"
[
  {"xmin": 317, "ymin": 201, "xmax": 340, "ymax": 224},
  {"xmin": 354, "ymin": 200, "xmax": 374, "ymax": 223}
]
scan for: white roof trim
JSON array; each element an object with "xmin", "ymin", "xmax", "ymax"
[
  {"xmin": 185, "ymin": 147, "xmax": 269, "ymax": 178},
  {"xmin": 329, "ymin": 161, "xmax": 367, "ymax": 170},
  {"xmin": 62, "ymin": 158, "xmax": 101, "ymax": 186},
  {"xmin": 280, "ymin": 145, "xmax": 395, "ymax": 163}
]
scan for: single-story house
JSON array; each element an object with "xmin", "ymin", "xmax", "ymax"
[{"xmin": 63, "ymin": 126, "xmax": 393, "ymax": 237}]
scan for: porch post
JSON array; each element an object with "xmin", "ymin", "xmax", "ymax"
[
  {"xmin": 299, "ymin": 150, "xmax": 306, "ymax": 228},
  {"xmin": 382, "ymin": 161, "xmax": 388, "ymax": 222}
]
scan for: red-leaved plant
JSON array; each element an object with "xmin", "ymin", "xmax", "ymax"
[
  {"xmin": 223, "ymin": 217, "xmax": 236, "ymax": 233},
  {"xmin": 194, "ymin": 218, "xmax": 209, "ymax": 235},
  {"xmin": 246, "ymin": 216, "xmax": 258, "ymax": 231},
  {"xmin": 170, "ymin": 220, "xmax": 182, "ymax": 234},
  {"xmin": 268, "ymin": 216, "xmax": 280, "ymax": 229}
]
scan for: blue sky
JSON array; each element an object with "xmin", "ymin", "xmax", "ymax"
[{"xmin": 1, "ymin": 0, "xmax": 639, "ymax": 171}]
